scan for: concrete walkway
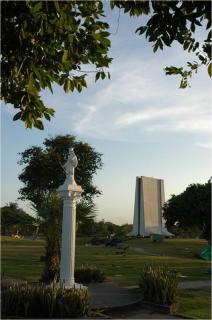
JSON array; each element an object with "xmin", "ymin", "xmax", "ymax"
[
  {"xmin": 88, "ymin": 282, "xmax": 141, "ymax": 309},
  {"xmin": 88, "ymin": 280, "xmax": 211, "ymax": 319},
  {"xmin": 178, "ymin": 280, "xmax": 211, "ymax": 289},
  {"xmin": 88, "ymin": 282, "xmax": 182, "ymax": 319}
]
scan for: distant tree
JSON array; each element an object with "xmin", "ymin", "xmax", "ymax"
[
  {"xmin": 18, "ymin": 134, "xmax": 102, "ymax": 282},
  {"xmin": 119, "ymin": 223, "xmax": 133, "ymax": 236},
  {"xmin": 2, "ymin": 1, "xmax": 211, "ymax": 129},
  {"xmin": 163, "ymin": 179, "xmax": 211, "ymax": 242},
  {"xmin": 77, "ymin": 201, "xmax": 96, "ymax": 236},
  {"xmin": 1, "ymin": 202, "xmax": 35, "ymax": 236}
]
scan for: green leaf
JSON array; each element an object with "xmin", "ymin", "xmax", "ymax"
[
  {"xmin": 44, "ymin": 113, "xmax": 51, "ymax": 121},
  {"xmin": 13, "ymin": 112, "xmax": 22, "ymax": 121},
  {"xmin": 136, "ymin": 26, "xmax": 147, "ymax": 35},
  {"xmin": 46, "ymin": 108, "xmax": 55, "ymax": 116},
  {"xmin": 208, "ymin": 63, "xmax": 212, "ymax": 77},
  {"xmin": 32, "ymin": 67, "xmax": 41, "ymax": 81},
  {"xmin": 95, "ymin": 72, "xmax": 101, "ymax": 82},
  {"xmin": 64, "ymin": 79, "xmax": 70, "ymax": 92},
  {"xmin": 54, "ymin": 0, "xmax": 60, "ymax": 12},
  {"xmin": 28, "ymin": 73, "xmax": 37, "ymax": 96},
  {"xmin": 100, "ymin": 72, "xmax": 106, "ymax": 80},
  {"xmin": 31, "ymin": 2, "xmax": 42, "ymax": 14},
  {"xmin": 62, "ymin": 50, "xmax": 68, "ymax": 64},
  {"xmin": 34, "ymin": 120, "xmax": 44, "ymax": 130}
]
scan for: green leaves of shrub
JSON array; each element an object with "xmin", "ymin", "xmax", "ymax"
[
  {"xmin": 2, "ymin": 283, "xmax": 90, "ymax": 318},
  {"xmin": 75, "ymin": 266, "xmax": 105, "ymax": 283},
  {"xmin": 138, "ymin": 264, "xmax": 179, "ymax": 305}
]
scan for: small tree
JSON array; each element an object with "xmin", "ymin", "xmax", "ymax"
[{"xmin": 163, "ymin": 179, "xmax": 211, "ymax": 242}]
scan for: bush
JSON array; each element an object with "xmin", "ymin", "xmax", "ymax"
[
  {"xmin": 2, "ymin": 282, "xmax": 90, "ymax": 318},
  {"xmin": 138, "ymin": 265, "xmax": 179, "ymax": 305},
  {"xmin": 75, "ymin": 267, "xmax": 105, "ymax": 283},
  {"xmin": 90, "ymin": 237, "xmax": 105, "ymax": 245}
]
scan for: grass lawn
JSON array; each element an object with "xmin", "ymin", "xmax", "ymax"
[
  {"xmin": 1, "ymin": 236, "xmax": 211, "ymax": 285},
  {"xmin": 176, "ymin": 287, "xmax": 211, "ymax": 319},
  {"xmin": 1, "ymin": 236, "xmax": 211, "ymax": 319}
]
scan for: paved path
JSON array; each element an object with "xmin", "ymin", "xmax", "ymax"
[
  {"xmin": 124, "ymin": 280, "xmax": 211, "ymax": 290},
  {"xmin": 88, "ymin": 280, "xmax": 211, "ymax": 318},
  {"xmin": 88, "ymin": 282, "xmax": 181, "ymax": 319},
  {"xmin": 178, "ymin": 280, "xmax": 211, "ymax": 289},
  {"xmin": 88, "ymin": 282, "xmax": 141, "ymax": 309}
]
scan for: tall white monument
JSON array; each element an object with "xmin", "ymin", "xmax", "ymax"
[
  {"xmin": 131, "ymin": 176, "xmax": 172, "ymax": 236},
  {"xmin": 58, "ymin": 148, "xmax": 83, "ymax": 288}
]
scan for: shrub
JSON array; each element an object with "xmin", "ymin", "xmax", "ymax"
[
  {"xmin": 90, "ymin": 237, "xmax": 105, "ymax": 245},
  {"xmin": 75, "ymin": 266, "xmax": 105, "ymax": 283},
  {"xmin": 138, "ymin": 265, "xmax": 179, "ymax": 305},
  {"xmin": 2, "ymin": 282, "xmax": 90, "ymax": 318}
]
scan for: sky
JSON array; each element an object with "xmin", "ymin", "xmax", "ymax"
[{"xmin": 1, "ymin": 4, "xmax": 211, "ymax": 225}]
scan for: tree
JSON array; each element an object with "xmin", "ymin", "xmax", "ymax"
[
  {"xmin": 163, "ymin": 179, "xmax": 211, "ymax": 242},
  {"xmin": 18, "ymin": 134, "xmax": 103, "ymax": 209},
  {"xmin": 18, "ymin": 134, "xmax": 102, "ymax": 281},
  {"xmin": 1, "ymin": 202, "xmax": 36, "ymax": 236},
  {"xmin": 1, "ymin": 1, "xmax": 111, "ymax": 129},
  {"xmin": 2, "ymin": 1, "xmax": 211, "ymax": 129}
]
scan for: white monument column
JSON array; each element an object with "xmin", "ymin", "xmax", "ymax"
[{"xmin": 58, "ymin": 148, "xmax": 83, "ymax": 288}]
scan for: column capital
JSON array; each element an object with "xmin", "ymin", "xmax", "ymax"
[{"xmin": 58, "ymin": 190, "xmax": 82, "ymax": 201}]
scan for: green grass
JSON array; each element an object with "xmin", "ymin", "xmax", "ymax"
[
  {"xmin": 175, "ymin": 287, "xmax": 211, "ymax": 319},
  {"xmin": 1, "ymin": 236, "xmax": 211, "ymax": 319},
  {"xmin": 1, "ymin": 236, "xmax": 210, "ymax": 285},
  {"xmin": 1, "ymin": 237, "xmax": 44, "ymax": 281}
]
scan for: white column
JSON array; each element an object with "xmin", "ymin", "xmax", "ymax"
[
  {"xmin": 58, "ymin": 148, "xmax": 86, "ymax": 288},
  {"xmin": 60, "ymin": 191, "xmax": 77, "ymax": 287}
]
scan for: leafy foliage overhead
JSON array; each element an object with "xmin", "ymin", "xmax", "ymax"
[
  {"xmin": 111, "ymin": 1, "xmax": 211, "ymax": 88},
  {"xmin": 2, "ymin": 1, "xmax": 111, "ymax": 129},
  {"xmin": 2, "ymin": 1, "xmax": 211, "ymax": 129},
  {"xmin": 163, "ymin": 179, "xmax": 211, "ymax": 242}
]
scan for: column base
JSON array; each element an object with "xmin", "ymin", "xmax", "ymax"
[{"xmin": 58, "ymin": 282, "xmax": 87, "ymax": 290}]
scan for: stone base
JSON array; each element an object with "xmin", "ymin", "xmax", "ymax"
[
  {"xmin": 64, "ymin": 282, "xmax": 87, "ymax": 290},
  {"xmin": 57, "ymin": 282, "xmax": 87, "ymax": 290}
]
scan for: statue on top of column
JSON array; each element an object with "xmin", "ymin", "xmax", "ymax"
[{"xmin": 63, "ymin": 147, "xmax": 78, "ymax": 186}]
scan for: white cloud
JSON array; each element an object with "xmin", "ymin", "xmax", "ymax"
[
  {"xmin": 195, "ymin": 141, "xmax": 212, "ymax": 149},
  {"xmin": 115, "ymin": 105, "xmax": 197, "ymax": 127},
  {"xmin": 47, "ymin": 48, "xmax": 210, "ymax": 144}
]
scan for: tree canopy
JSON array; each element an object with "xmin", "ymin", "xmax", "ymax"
[
  {"xmin": 2, "ymin": 1, "xmax": 211, "ymax": 129},
  {"xmin": 18, "ymin": 134, "xmax": 103, "ymax": 210},
  {"xmin": 163, "ymin": 179, "xmax": 211, "ymax": 242},
  {"xmin": 1, "ymin": 202, "xmax": 36, "ymax": 236}
]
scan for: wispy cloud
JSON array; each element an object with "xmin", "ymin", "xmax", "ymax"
[
  {"xmin": 44, "ymin": 47, "xmax": 210, "ymax": 145},
  {"xmin": 195, "ymin": 141, "xmax": 212, "ymax": 149},
  {"xmin": 115, "ymin": 105, "xmax": 197, "ymax": 127}
]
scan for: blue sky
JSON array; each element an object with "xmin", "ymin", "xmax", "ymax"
[{"xmin": 1, "ymin": 5, "xmax": 211, "ymax": 224}]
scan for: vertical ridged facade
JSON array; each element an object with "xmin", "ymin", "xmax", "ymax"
[{"xmin": 131, "ymin": 176, "xmax": 171, "ymax": 236}]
